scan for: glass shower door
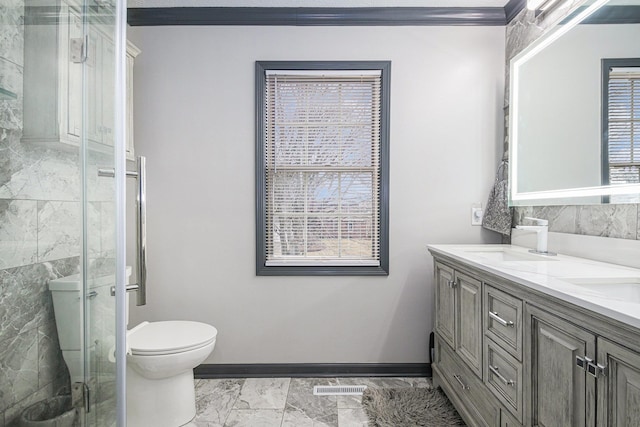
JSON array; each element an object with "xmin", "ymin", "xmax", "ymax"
[
  {"xmin": 13, "ymin": 0, "xmax": 123, "ymax": 423},
  {"xmin": 81, "ymin": 0, "xmax": 123, "ymax": 425}
]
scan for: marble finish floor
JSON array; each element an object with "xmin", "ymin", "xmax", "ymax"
[{"xmin": 188, "ymin": 377, "xmax": 431, "ymax": 427}]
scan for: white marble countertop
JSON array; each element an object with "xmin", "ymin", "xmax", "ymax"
[{"xmin": 427, "ymin": 244, "xmax": 640, "ymax": 330}]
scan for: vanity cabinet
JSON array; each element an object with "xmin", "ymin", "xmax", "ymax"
[
  {"xmin": 22, "ymin": 0, "xmax": 139, "ymax": 158},
  {"xmin": 596, "ymin": 338, "xmax": 640, "ymax": 426},
  {"xmin": 500, "ymin": 408, "xmax": 520, "ymax": 427},
  {"xmin": 430, "ymin": 251, "xmax": 640, "ymax": 427},
  {"xmin": 526, "ymin": 304, "xmax": 596, "ymax": 426},
  {"xmin": 435, "ymin": 262, "xmax": 482, "ymax": 377},
  {"xmin": 483, "ymin": 284, "xmax": 524, "ymax": 422}
]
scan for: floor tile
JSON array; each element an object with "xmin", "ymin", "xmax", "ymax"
[
  {"xmin": 234, "ymin": 378, "xmax": 290, "ymax": 410},
  {"xmin": 224, "ymin": 409, "xmax": 283, "ymax": 426},
  {"xmin": 194, "ymin": 379, "xmax": 244, "ymax": 426},
  {"xmin": 338, "ymin": 408, "xmax": 370, "ymax": 427},
  {"xmin": 281, "ymin": 408, "xmax": 337, "ymax": 427},
  {"xmin": 285, "ymin": 378, "xmax": 339, "ymax": 426},
  {"xmin": 192, "ymin": 376, "xmax": 430, "ymax": 427}
]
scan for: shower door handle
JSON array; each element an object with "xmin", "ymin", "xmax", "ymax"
[
  {"xmin": 133, "ymin": 156, "xmax": 147, "ymax": 306},
  {"xmin": 100, "ymin": 156, "xmax": 147, "ymax": 306}
]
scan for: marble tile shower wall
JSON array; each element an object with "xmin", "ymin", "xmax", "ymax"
[
  {"xmin": 505, "ymin": 0, "xmax": 640, "ymax": 241},
  {"xmin": 0, "ymin": 2, "xmax": 114, "ymax": 424}
]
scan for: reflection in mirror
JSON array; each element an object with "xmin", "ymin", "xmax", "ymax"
[
  {"xmin": 603, "ymin": 59, "xmax": 640, "ymax": 203},
  {"xmin": 510, "ymin": 0, "xmax": 640, "ymax": 205}
]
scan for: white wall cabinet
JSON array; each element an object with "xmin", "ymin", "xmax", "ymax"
[
  {"xmin": 430, "ymin": 251, "xmax": 640, "ymax": 427},
  {"xmin": 126, "ymin": 41, "xmax": 140, "ymax": 161},
  {"xmin": 22, "ymin": 0, "xmax": 139, "ymax": 158},
  {"xmin": 23, "ymin": 0, "xmax": 83, "ymax": 148}
]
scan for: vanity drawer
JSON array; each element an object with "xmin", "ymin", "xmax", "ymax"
[
  {"xmin": 437, "ymin": 339, "xmax": 498, "ymax": 427},
  {"xmin": 484, "ymin": 284, "xmax": 523, "ymax": 360},
  {"xmin": 484, "ymin": 338, "xmax": 523, "ymax": 423}
]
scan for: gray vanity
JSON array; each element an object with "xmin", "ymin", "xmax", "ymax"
[
  {"xmin": 428, "ymin": 243, "xmax": 640, "ymax": 427},
  {"xmin": 432, "ymin": 0, "xmax": 640, "ymax": 423}
]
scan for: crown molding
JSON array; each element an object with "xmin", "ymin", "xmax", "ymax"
[
  {"xmin": 504, "ymin": 0, "xmax": 526, "ymax": 22},
  {"xmin": 128, "ymin": 4, "xmax": 526, "ymax": 26}
]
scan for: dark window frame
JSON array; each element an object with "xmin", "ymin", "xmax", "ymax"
[
  {"xmin": 255, "ymin": 60, "xmax": 390, "ymax": 276},
  {"xmin": 601, "ymin": 58, "xmax": 640, "ymax": 204}
]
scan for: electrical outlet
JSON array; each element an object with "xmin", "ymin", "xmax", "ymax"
[{"xmin": 471, "ymin": 204, "xmax": 483, "ymax": 226}]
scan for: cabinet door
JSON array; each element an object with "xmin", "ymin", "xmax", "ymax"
[
  {"xmin": 66, "ymin": 7, "xmax": 83, "ymax": 138},
  {"xmin": 500, "ymin": 408, "xmax": 521, "ymax": 427},
  {"xmin": 86, "ymin": 26, "xmax": 102, "ymax": 143},
  {"xmin": 527, "ymin": 305, "xmax": 596, "ymax": 427},
  {"xmin": 126, "ymin": 51, "xmax": 136, "ymax": 160},
  {"xmin": 456, "ymin": 271, "xmax": 482, "ymax": 377},
  {"xmin": 597, "ymin": 338, "xmax": 640, "ymax": 426},
  {"xmin": 435, "ymin": 262, "xmax": 456, "ymax": 349},
  {"xmin": 101, "ymin": 34, "xmax": 115, "ymax": 146}
]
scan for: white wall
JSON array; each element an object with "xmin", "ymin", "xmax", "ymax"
[{"xmin": 128, "ymin": 25, "xmax": 504, "ymax": 364}]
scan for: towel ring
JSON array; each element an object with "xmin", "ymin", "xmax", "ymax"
[{"xmin": 496, "ymin": 160, "xmax": 508, "ymax": 181}]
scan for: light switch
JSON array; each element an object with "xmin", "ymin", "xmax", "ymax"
[{"xmin": 471, "ymin": 203, "xmax": 483, "ymax": 226}]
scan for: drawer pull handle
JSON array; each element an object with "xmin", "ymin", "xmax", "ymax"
[
  {"xmin": 489, "ymin": 365, "xmax": 515, "ymax": 387},
  {"xmin": 489, "ymin": 311, "xmax": 514, "ymax": 327},
  {"xmin": 453, "ymin": 374, "xmax": 469, "ymax": 390}
]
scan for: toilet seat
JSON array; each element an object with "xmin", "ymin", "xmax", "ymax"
[{"xmin": 128, "ymin": 321, "xmax": 217, "ymax": 356}]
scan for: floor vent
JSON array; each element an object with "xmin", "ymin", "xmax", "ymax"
[{"xmin": 313, "ymin": 385, "xmax": 367, "ymax": 396}]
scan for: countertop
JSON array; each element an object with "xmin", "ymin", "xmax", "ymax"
[{"xmin": 427, "ymin": 244, "xmax": 640, "ymax": 330}]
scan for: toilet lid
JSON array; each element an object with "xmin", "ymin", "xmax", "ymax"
[{"xmin": 128, "ymin": 321, "xmax": 217, "ymax": 356}]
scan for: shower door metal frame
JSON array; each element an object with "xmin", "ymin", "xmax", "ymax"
[{"xmin": 113, "ymin": 0, "xmax": 128, "ymax": 424}]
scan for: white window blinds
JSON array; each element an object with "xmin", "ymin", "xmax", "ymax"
[
  {"xmin": 607, "ymin": 67, "xmax": 640, "ymax": 189},
  {"xmin": 264, "ymin": 71, "xmax": 382, "ymax": 266}
]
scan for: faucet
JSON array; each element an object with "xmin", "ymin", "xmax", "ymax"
[{"xmin": 515, "ymin": 217, "xmax": 555, "ymax": 255}]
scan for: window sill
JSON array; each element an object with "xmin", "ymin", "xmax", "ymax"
[{"xmin": 256, "ymin": 264, "xmax": 389, "ymax": 276}]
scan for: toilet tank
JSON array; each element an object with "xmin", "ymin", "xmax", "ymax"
[
  {"xmin": 49, "ymin": 274, "xmax": 82, "ymax": 351},
  {"xmin": 49, "ymin": 267, "xmax": 134, "ymax": 351}
]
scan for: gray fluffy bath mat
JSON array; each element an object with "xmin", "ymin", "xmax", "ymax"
[{"xmin": 362, "ymin": 386, "xmax": 466, "ymax": 426}]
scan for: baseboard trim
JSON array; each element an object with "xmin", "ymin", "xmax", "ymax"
[{"xmin": 194, "ymin": 363, "xmax": 431, "ymax": 379}]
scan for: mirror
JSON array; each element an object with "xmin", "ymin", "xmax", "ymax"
[{"xmin": 509, "ymin": 0, "xmax": 640, "ymax": 206}]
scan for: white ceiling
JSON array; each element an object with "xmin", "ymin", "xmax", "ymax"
[{"xmin": 128, "ymin": 0, "xmax": 510, "ymax": 8}]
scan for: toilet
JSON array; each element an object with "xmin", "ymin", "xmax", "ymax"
[
  {"xmin": 126, "ymin": 320, "xmax": 217, "ymax": 427},
  {"xmin": 49, "ymin": 271, "xmax": 217, "ymax": 427}
]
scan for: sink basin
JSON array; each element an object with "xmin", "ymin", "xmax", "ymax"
[
  {"xmin": 463, "ymin": 247, "xmax": 556, "ymax": 262},
  {"xmin": 561, "ymin": 277, "xmax": 640, "ymax": 302}
]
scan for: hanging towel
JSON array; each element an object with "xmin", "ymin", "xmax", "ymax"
[{"xmin": 482, "ymin": 161, "xmax": 512, "ymax": 235}]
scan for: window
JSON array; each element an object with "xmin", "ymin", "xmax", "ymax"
[
  {"xmin": 256, "ymin": 61, "xmax": 390, "ymax": 276},
  {"xmin": 602, "ymin": 59, "xmax": 640, "ymax": 203}
]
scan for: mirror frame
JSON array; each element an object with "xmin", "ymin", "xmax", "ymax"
[{"xmin": 509, "ymin": 0, "xmax": 640, "ymax": 205}]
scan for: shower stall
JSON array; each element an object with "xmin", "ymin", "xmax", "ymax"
[{"xmin": 0, "ymin": 0, "xmax": 128, "ymax": 424}]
